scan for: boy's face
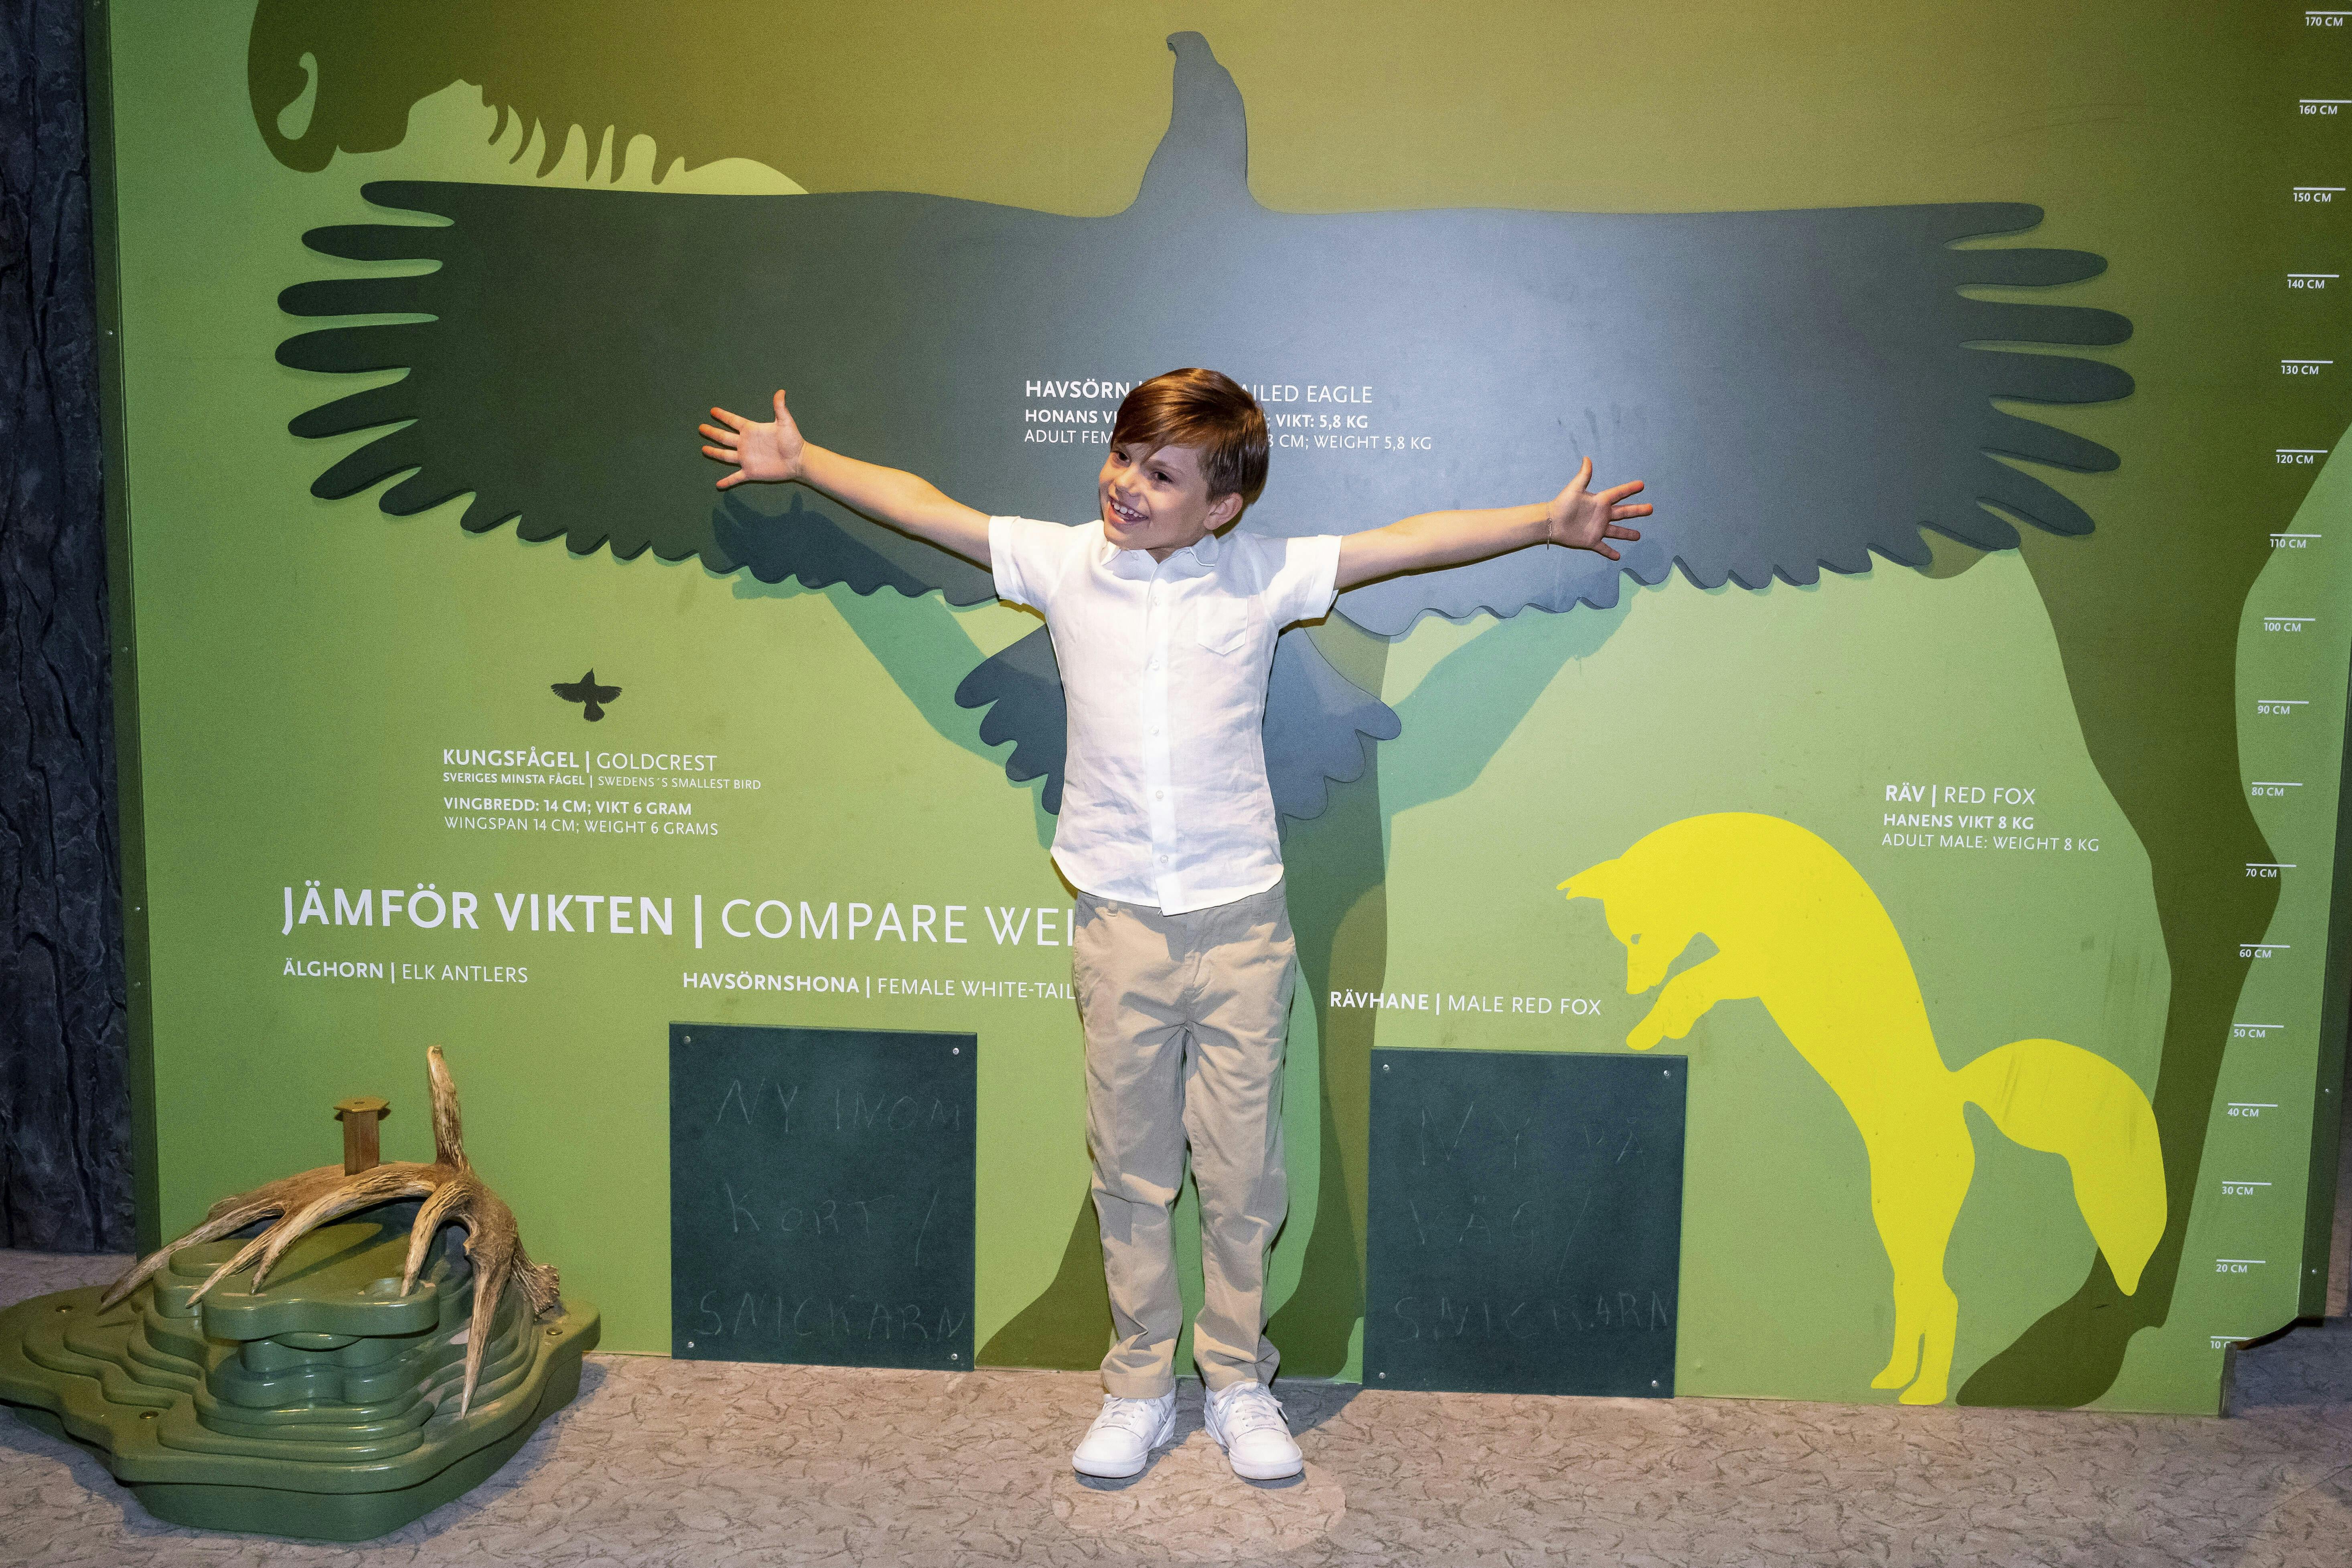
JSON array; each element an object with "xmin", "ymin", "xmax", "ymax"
[{"xmin": 1098, "ymin": 440, "xmax": 1244, "ymax": 562}]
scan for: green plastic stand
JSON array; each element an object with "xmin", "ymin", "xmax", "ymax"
[{"xmin": 0, "ymin": 1204, "xmax": 598, "ymax": 1540}]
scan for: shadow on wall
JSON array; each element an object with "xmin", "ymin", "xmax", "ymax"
[
  {"xmin": 247, "ymin": 5, "xmax": 2329, "ymax": 1414},
  {"xmin": 251, "ymin": 0, "xmax": 718, "ymax": 177},
  {"xmin": 248, "ymin": 0, "xmax": 1156, "ymax": 189}
]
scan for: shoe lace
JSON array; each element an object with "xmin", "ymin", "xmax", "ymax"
[
  {"xmin": 1092, "ymin": 1396, "xmax": 1166, "ymax": 1437},
  {"xmin": 1215, "ymin": 1384, "xmax": 1288, "ymax": 1438}
]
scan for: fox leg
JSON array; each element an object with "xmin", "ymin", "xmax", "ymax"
[
  {"xmin": 1871, "ymin": 1264, "xmax": 1959, "ymax": 1403},
  {"xmin": 1628, "ymin": 955, "xmax": 1748, "ymax": 1050},
  {"xmin": 1861, "ymin": 1115, "xmax": 1974, "ymax": 1404}
]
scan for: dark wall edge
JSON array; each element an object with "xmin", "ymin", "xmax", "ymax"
[
  {"xmin": 2301, "ymin": 635, "xmax": 2352, "ymax": 1318},
  {"xmin": 82, "ymin": 0, "xmax": 157, "ymax": 1253}
]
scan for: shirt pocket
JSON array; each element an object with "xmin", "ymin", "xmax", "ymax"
[{"xmin": 1193, "ymin": 596, "xmax": 1255, "ymax": 658}]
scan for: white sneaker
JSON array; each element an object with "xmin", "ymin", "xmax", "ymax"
[
  {"xmin": 1071, "ymin": 1392, "xmax": 1177, "ymax": 1479},
  {"xmin": 1203, "ymin": 1380, "xmax": 1303, "ymax": 1481}
]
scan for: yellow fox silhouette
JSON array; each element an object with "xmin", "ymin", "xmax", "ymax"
[{"xmin": 1560, "ymin": 812, "xmax": 2165, "ymax": 1405}]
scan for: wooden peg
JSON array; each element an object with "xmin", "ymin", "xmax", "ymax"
[{"xmin": 335, "ymin": 1097, "xmax": 390, "ymax": 1174}]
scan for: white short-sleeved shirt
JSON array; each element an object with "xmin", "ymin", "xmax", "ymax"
[{"xmin": 989, "ymin": 517, "xmax": 1343, "ymax": 915}]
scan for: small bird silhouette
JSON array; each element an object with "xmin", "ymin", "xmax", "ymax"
[{"xmin": 551, "ymin": 669, "xmax": 621, "ymax": 721}]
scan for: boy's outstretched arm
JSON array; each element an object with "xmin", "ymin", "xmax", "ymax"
[
  {"xmin": 698, "ymin": 390, "xmax": 993, "ymax": 567},
  {"xmin": 1334, "ymin": 457, "xmax": 1649, "ymax": 591}
]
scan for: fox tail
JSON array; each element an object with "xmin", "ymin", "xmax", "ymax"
[{"xmin": 1953, "ymin": 1039, "xmax": 2167, "ymax": 1294}]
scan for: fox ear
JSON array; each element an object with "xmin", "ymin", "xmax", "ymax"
[{"xmin": 1557, "ymin": 861, "xmax": 1614, "ymax": 902}]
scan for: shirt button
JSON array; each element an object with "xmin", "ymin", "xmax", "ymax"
[{"xmin": 1154, "ymin": 790, "xmax": 1164, "ymax": 799}]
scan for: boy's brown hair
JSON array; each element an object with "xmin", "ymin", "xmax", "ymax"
[{"xmin": 1111, "ymin": 369, "xmax": 1269, "ymax": 507}]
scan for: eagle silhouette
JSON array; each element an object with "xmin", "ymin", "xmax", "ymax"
[
  {"xmin": 275, "ymin": 34, "xmax": 2186, "ymax": 1401},
  {"xmin": 551, "ymin": 669, "xmax": 620, "ymax": 722},
  {"xmin": 278, "ymin": 33, "xmax": 2127, "ymax": 812}
]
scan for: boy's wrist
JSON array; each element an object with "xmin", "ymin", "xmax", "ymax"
[{"xmin": 791, "ymin": 440, "xmax": 836, "ymax": 486}]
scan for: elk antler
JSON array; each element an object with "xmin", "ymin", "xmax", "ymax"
[{"xmin": 99, "ymin": 1045, "xmax": 559, "ymax": 1416}]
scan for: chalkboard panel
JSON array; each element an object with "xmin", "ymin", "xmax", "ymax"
[
  {"xmin": 670, "ymin": 1024, "xmax": 975, "ymax": 1370},
  {"xmin": 1365, "ymin": 1049, "xmax": 1686, "ymax": 1397}
]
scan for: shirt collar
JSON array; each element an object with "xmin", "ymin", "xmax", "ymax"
[{"xmin": 1095, "ymin": 522, "xmax": 1224, "ymax": 577}]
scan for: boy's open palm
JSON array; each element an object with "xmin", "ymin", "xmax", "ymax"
[
  {"xmin": 700, "ymin": 390, "xmax": 804, "ymax": 488},
  {"xmin": 1547, "ymin": 457, "xmax": 1650, "ymax": 560}
]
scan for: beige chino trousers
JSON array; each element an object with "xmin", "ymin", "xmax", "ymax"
[{"xmin": 1073, "ymin": 881, "xmax": 1295, "ymax": 1397}]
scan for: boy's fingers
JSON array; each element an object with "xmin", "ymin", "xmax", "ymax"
[
  {"xmin": 716, "ymin": 470, "xmax": 740, "ymax": 489},
  {"xmin": 697, "ymin": 424, "xmax": 738, "ymax": 446},
  {"xmin": 1598, "ymin": 479, "xmax": 1645, "ymax": 503},
  {"xmin": 1606, "ymin": 523, "xmax": 1643, "ymax": 540},
  {"xmin": 1594, "ymin": 542, "xmax": 1621, "ymax": 560},
  {"xmin": 700, "ymin": 444, "xmax": 741, "ymax": 463},
  {"xmin": 710, "ymin": 406, "xmax": 747, "ymax": 430}
]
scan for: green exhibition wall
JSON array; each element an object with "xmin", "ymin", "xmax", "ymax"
[{"xmin": 96, "ymin": 0, "xmax": 2352, "ymax": 1413}]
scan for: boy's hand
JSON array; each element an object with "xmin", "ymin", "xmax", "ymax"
[
  {"xmin": 1545, "ymin": 457, "xmax": 1650, "ymax": 560},
  {"xmin": 698, "ymin": 390, "xmax": 805, "ymax": 489},
  {"xmin": 691, "ymin": 391, "xmax": 993, "ymax": 566},
  {"xmin": 1334, "ymin": 456, "xmax": 1657, "ymax": 591}
]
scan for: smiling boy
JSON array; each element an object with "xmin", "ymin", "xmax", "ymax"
[{"xmin": 698, "ymin": 368, "xmax": 1647, "ymax": 1481}]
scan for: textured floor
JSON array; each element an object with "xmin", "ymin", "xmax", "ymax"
[{"xmin": 4, "ymin": 1146, "xmax": 2350, "ymax": 1568}]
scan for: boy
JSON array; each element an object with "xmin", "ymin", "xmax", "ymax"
[{"xmin": 697, "ymin": 369, "xmax": 1647, "ymax": 1481}]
